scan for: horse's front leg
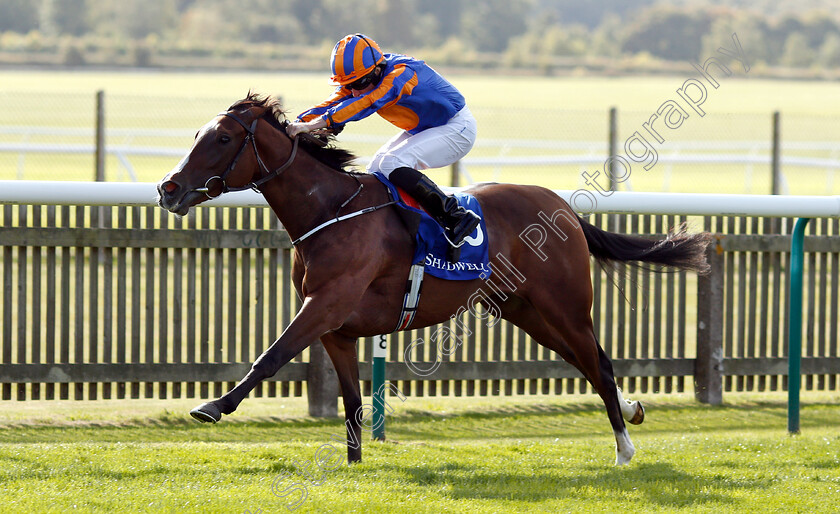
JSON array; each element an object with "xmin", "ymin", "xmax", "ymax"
[
  {"xmin": 189, "ymin": 294, "xmax": 354, "ymax": 423},
  {"xmin": 320, "ymin": 332, "xmax": 363, "ymax": 463}
]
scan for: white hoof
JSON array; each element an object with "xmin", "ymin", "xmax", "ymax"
[{"xmin": 616, "ymin": 387, "xmax": 645, "ymax": 425}]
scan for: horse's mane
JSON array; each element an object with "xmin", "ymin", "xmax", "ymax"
[{"xmin": 228, "ymin": 92, "xmax": 358, "ymax": 173}]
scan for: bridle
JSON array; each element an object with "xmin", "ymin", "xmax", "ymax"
[
  {"xmin": 190, "ymin": 110, "xmax": 302, "ymax": 198},
  {"xmin": 185, "ymin": 108, "xmax": 396, "ymax": 246}
]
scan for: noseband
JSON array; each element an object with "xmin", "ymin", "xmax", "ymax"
[{"xmin": 191, "ymin": 111, "xmax": 302, "ymax": 198}]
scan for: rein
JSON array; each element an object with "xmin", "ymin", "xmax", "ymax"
[{"xmin": 192, "ymin": 109, "xmax": 396, "ymax": 246}]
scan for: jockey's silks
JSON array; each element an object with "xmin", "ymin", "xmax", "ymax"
[{"xmin": 298, "ymin": 54, "xmax": 466, "ymax": 135}]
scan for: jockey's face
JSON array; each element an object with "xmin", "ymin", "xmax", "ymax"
[
  {"xmin": 351, "ymin": 82, "xmax": 377, "ymax": 97},
  {"xmin": 348, "ymin": 67, "xmax": 381, "ymax": 97}
]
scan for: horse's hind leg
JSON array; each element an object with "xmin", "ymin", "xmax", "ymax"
[
  {"xmin": 616, "ymin": 382, "xmax": 645, "ymax": 425},
  {"xmin": 499, "ymin": 297, "xmax": 642, "ymax": 465},
  {"xmin": 553, "ymin": 317, "xmax": 643, "ymax": 465}
]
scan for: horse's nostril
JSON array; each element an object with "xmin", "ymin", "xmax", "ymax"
[{"xmin": 163, "ymin": 181, "xmax": 178, "ymax": 194}]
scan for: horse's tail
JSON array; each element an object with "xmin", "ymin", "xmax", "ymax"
[{"xmin": 578, "ymin": 216, "xmax": 711, "ymax": 274}]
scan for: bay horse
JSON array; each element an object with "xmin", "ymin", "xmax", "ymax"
[{"xmin": 156, "ymin": 93, "xmax": 710, "ymax": 466}]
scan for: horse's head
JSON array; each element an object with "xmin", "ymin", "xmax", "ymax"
[{"xmin": 157, "ymin": 94, "xmax": 282, "ymax": 216}]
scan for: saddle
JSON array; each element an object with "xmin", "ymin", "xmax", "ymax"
[
  {"xmin": 372, "ymin": 172, "xmax": 491, "ymax": 331},
  {"xmin": 373, "ymin": 172, "xmax": 491, "ymax": 281}
]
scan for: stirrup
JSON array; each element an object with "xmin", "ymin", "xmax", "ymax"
[
  {"xmin": 445, "ymin": 229, "xmax": 466, "ymax": 262},
  {"xmin": 447, "ymin": 245, "xmax": 462, "ymax": 263},
  {"xmin": 451, "ymin": 211, "xmax": 481, "ymax": 242},
  {"xmin": 443, "ymin": 212, "xmax": 480, "ymax": 262}
]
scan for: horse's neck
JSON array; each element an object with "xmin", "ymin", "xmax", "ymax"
[{"xmin": 261, "ymin": 155, "xmax": 357, "ymax": 242}]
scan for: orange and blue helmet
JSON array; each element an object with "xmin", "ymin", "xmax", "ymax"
[{"xmin": 330, "ymin": 34, "xmax": 385, "ymax": 85}]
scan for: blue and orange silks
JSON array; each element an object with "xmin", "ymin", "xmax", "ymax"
[{"xmin": 298, "ymin": 54, "xmax": 466, "ymax": 135}]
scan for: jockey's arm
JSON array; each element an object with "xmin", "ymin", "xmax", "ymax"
[{"xmin": 286, "ymin": 117, "xmax": 327, "ymax": 137}]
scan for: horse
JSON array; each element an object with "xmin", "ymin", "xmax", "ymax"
[{"xmin": 156, "ymin": 93, "xmax": 711, "ymax": 466}]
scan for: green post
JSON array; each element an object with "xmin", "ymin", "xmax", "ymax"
[
  {"xmin": 372, "ymin": 334, "xmax": 387, "ymax": 441},
  {"xmin": 788, "ymin": 217, "xmax": 810, "ymax": 434}
]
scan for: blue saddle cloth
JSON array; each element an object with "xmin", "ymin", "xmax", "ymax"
[{"xmin": 373, "ymin": 172, "xmax": 491, "ymax": 281}]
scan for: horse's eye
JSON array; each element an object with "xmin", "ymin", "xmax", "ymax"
[{"xmin": 219, "ymin": 134, "xmax": 231, "ymax": 144}]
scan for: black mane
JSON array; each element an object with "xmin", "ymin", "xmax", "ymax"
[{"xmin": 228, "ymin": 92, "xmax": 358, "ymax": 173}]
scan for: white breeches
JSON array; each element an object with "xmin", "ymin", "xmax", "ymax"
[{"xmin": 367, "ymin": 107, "xmax": 477, "ymax": 178}]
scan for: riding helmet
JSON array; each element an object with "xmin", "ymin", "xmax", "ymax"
[{"xmin": 329, "ymin": 34, "xmax": 385, "ymax": 85}]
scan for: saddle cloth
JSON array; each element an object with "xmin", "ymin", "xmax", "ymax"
[{"xmin": 372, "ymin": 172, "xmax": 491, "ymax": 281}]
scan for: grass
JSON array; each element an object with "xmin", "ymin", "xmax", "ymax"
[
  {"xmin": 3, "ymin": 70, "xmax": 840, "ymax": 114},
  {"xmin": 2, "ymin": 71, "xmax": 840, "ymax": 194},
  {"xmin": 1, "ymin": 392, "xmax": 839, "ymax": 513}
]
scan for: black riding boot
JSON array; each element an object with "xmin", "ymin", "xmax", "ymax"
[{"xmin": 390, "ymin": 167, "xmax": 481, "ymax": 261}]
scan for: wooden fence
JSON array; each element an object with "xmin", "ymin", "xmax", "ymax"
[{"xmin": 0, "ymin": 203, "xmax": 838, "ymax": 411}]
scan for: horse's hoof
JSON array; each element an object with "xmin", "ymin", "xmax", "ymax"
[
  {"xmin": 615, "ymin": 450, "xmax": 634, "ymax": 466},
  {"xmin": 190, "ymin": 403, "xmax": 222, "ymax": 423},
  {"xmin": 628, "ymin": 400, "xmax": 645, "ymax": 425}
]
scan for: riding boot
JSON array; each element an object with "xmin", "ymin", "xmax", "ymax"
[{"xmin": 389, "ymin": 166, "xmax": 481, "ymax": 262}]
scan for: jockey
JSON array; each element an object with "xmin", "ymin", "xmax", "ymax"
[{"xmin": 286, "ymin": 34, "xmax": 481, "ymax": 251}]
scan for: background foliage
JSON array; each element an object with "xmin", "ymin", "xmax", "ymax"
[{"xmin": 1, "ymin": 0, "xmax": 839, "ymax": 75}]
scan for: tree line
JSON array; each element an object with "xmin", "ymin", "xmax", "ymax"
[{"xmin": 1, "ymin": 0, "xmax": 838, "ymax": 73}]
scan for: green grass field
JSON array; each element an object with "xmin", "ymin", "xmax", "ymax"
[
  {"xmin": 4, "ymin": 70, "xmax": 840, "ymax": 113},
  {"xmin": 2, "ymin": 70, "xmax": 839, "ymax": 194},
  {"xmin": 1, "ymin": 392, "xmax": 839, "ymax": 513}
]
